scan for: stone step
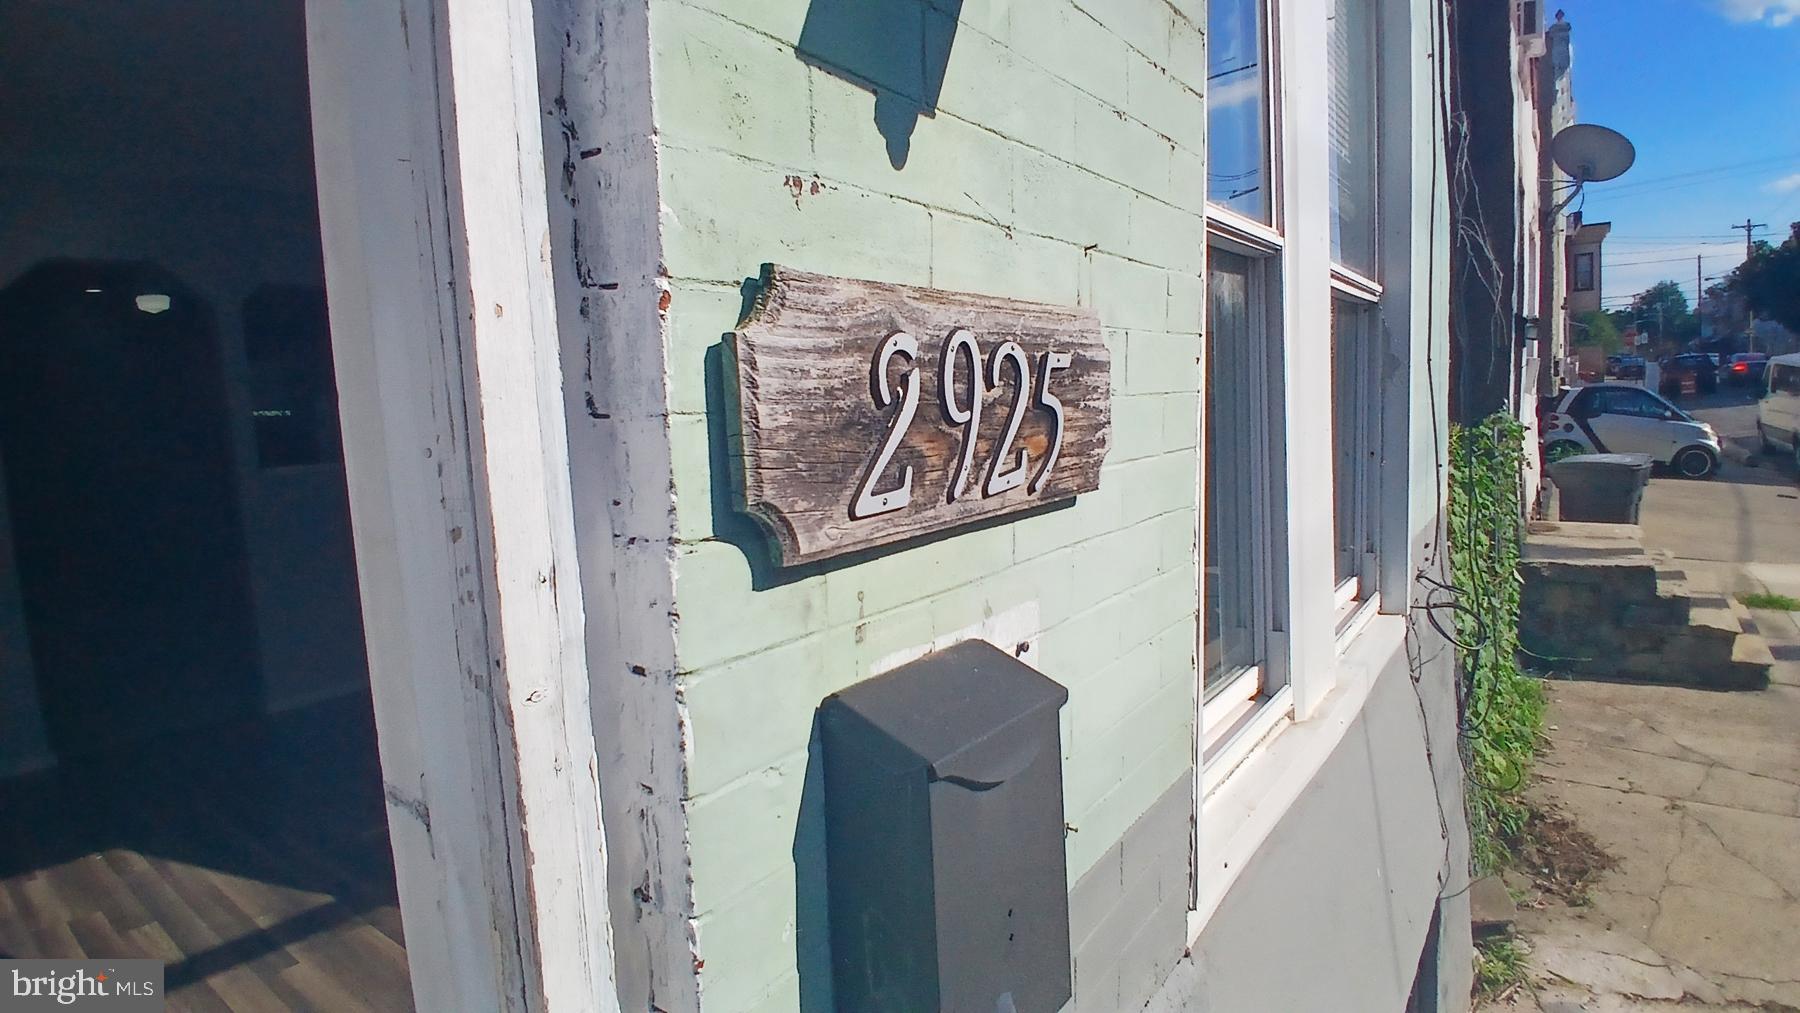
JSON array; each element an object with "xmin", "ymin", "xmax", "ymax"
[
  {"xmin": 1520, "ymin": 523, "xmax": 1773, "ymax": 691},
  {"xmin": 1726, "ymin": 594, "xmax": 1757, "ymax": 628},
  {"xmin": 1732, "ymin": 632, "xmax": 1776, "ymax": 680},
  {"xmin": 1469, "ymin": 875, "xmax": 1517, "ymax": 938},
  {"xmin": 1687, "ymin": 600, "xmax": 1745, "ymax": 637}
]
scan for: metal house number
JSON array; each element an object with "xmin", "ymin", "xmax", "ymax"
[{"xmin": 851, "ymin": 329, "xmax": 1072, "ymax": 520}]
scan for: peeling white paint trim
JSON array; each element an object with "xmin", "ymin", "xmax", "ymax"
[{"xmin": 535, "ymin": 0, "xmax": 701, "ymax": 1008}]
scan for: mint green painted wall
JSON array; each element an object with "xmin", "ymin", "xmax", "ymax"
[{"xmin": 649, "ymin": 2, "xmax": 1206, "ymax": 1007}]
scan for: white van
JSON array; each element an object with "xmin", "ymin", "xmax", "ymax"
[{"xmin": 1757, "ymin": 352, "xmax": 1800, "ymax": 470}]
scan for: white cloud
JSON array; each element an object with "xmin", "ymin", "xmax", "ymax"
[
  {"xmin": 1715, "ymin": 0, "xmax": 1800, "ymax": 25},
  {"xmin": 1208, "ymin": 74, "xmax": 1262, "ymax": 112},
  {"xmin": 1767, "ymin": 172, "xmax": 1800, "ymax": 194}
]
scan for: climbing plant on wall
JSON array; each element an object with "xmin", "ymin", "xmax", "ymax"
[{"xmin": 1447, "ymin": 413, "xmax": 1545, "ymax": 875}]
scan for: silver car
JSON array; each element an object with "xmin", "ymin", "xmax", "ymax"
[{"xmin": 1542, "ymin": 383, "xmax": 1722, "ymax": 478}]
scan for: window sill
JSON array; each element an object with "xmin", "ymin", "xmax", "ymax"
[
  {"xmin": 1200, "ymin": 684, "xmax": 1292, "ymax": 798},
  {"xmin": 1335, "ymin": 592, "xmax": 1380, "ymax": 650},
  {"xmin": 1187, "ymin": 611, "xmax": 1409, "ymax": 944}
]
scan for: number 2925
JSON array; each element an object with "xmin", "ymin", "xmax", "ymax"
[{"xmin": 852, "ymin": 328, "xmax": 1072, "ymax": 520}]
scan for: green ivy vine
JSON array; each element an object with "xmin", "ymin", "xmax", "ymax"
[{"xmin": 1448, "ymin": 413, "xmax": 1546, "ymax": 875}]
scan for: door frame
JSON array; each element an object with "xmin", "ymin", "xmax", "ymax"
[{"xmin": 306, "ymin": 1, "xmax": 619, "ymax": 1009}]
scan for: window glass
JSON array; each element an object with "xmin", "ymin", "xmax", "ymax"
[
  {"xmin": 1328, "ymin": 0, "xmax": 1377, "ymax": 274},
  {"xmin": 1204, "ymin": 249, "xmax": 1264, "ymax": 695},
  {"xmin": 1573, "ymin": 252, "xmax": 1595, "ymax": 292},
  {"xmin": 1594, "ymin": 387, "xmax": 1668, "ymax": 419},
  {"xmin": 1331, "ymin": 296, "xmax": 1377, "ymax": 588},
  {"xmin": 1208, "ymin": 0, "xmax": 1271, "ymax": 222}
]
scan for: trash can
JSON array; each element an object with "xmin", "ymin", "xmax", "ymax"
[
  {"xmin": 1546, "ymin": 452, "xmax": 1654, "ymax": 524},
  {"xmin": 820, "ymin": 639, "xmax": 1072, "ymax": 1013}
]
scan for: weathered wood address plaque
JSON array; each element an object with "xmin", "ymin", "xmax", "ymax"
[{"xmin": 730, "ymin": 266, "xmax": 1110, "ymax": 566}]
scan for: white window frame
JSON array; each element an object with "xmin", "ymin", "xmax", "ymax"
[
  {"xmin": 1199, "ymin": 0, "xmax": 1294, "ymax": 773},
  {"xmin": 1330, "ymin": 274, "xmax": 1384, "ymax": 632},
  {"xmin": 1193, "ymin": 0, "xmax": 1428, "ymax": 939},
  {"xmin": 1327, "ymin": 0, "xmax": 1385, "ymax": 630},
  {"xmin": 1202, "ymin": 235, "xmax": 1288, "ymax": 770},
  {"xmin": 1199, "ymin": 228, "xmax": 1289, "ymax": 775}
]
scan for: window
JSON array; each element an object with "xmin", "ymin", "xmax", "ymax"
[
  {"xmin": 1573, "ymin": 252, "xmax": 1595, "ymax": 292},
  {"xmin": 1199, "ymin": 0, "xmax": 1409, "ymax": 786},
  {"xmin": 1208, "ymin": 0, "xmax": 1272, "ymax": 222},
  {"xmin": 1204, "ymin": 0, "xmax": 1284, "ymax": 742},
  {"xmin": 1328, "ymin": 0, "xmax": 1381, "ymax": 609},
  {"xmin": 1203, "ymin": 250, "xmax": 1273, "ymax": 707},
  {"xmin": 1330, "ymin": 296, "xmax": 1380, "ymax": 597}
]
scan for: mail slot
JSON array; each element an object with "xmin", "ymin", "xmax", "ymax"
[{"xmin": 820, "ymin": 639, "xmax": 1072, "ymax": 1013}]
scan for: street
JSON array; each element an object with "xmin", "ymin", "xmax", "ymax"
[{"xmin": 1650, "ymin": 387, "xmax": 1800, "ymax": 594}]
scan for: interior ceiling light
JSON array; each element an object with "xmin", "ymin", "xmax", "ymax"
[
  {"xmin": 83, "ymin": 288, "xmax": 103, "ymax": 294},
  {"xmin": 134, "ymin": 293, "xmax": 171, "ymax": 314}
]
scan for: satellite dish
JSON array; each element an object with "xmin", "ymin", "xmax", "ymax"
[{"xmin": 1551, "ymin": 124, "xmax": 1636, "ymax": 183}]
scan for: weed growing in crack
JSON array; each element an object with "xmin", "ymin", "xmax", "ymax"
[
  {"xmin": 1738, "ymin": 591, "xmax": 1800, "ymax": 612},
  {"xmin": 1473, "ymin": 934, "xmax": 1530, "ymax": 1001}
]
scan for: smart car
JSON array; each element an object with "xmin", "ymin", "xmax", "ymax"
[{"xmin": 1542, "ymin": 383, "xmax": 1722, "ymax": 478}]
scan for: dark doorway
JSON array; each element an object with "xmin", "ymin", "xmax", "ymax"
[
  {"xmin": 0, "ymin": 0, "xmax": 411, "ymax": 1006},
  {"xmin": 0, "ymin": 260, "xmax": 259, "ymax": 755}
]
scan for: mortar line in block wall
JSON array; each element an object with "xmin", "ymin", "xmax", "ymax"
[
  {"xmin": 653, "ymin": 133, "xmax": 1201, "ymax": 273},
  {"xmin": 667, "ymin": 0, "xmax": 1204, "ymax": 146},
  {"xmin": 670, "ymin": 506, "xmax": 1198, "ymax": 678}
]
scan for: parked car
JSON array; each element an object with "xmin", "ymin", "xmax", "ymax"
[
  {"xmin": 1724, "ymin": 352, "xmax": 1770, "ymax": 387},
  {"xmin": 1658, "ymin": 353, "xmax": 1718, "ymax": 396},
  {"xmin": 1605, "ymin": 354, "xmax": 1646, "ymax": 381},
  {"xmin": 1756, "ymin": 352, "xmax": 1800, "ymax": 472},
  {"xmin": 1543, "ymin": 383, "xmax": 1722, "ymax": 478}
]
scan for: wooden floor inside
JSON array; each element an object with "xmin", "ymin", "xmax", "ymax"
[{"xmin": 0, "ymin": 696, "xmax": 413, "ymax": 1011}]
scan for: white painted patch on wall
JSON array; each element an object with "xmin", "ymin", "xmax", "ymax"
[{"xmin": 872, "ymin": 600, "xmax": 1043, "ymax": 677}]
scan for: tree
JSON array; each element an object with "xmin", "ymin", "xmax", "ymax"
[
  {"xmin": 1733, "ymin": 223, "xmax": 1800, "ymax": 335},
  {"xmin": 1571, "ymin": 309, "xmax": 1620, "ymax": 353},
  {"xmin": 1622, "ymin": 280, "xmax": 1697, "ymax": 345}
]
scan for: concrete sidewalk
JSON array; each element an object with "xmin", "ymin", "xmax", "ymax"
[{"xmin": 1494, "ymin": 404, "xmax": 1800, "ymax": 1012}]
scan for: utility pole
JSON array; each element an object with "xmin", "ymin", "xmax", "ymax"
[
  {"xmin": 1731, "ymin": 219, "xmax": 1766, "ymax": 353},
  {"xmin": 1733, "ymin": 218, "xmax": 1766, "ymax": 261},
  {"xmin": 1696, "ymin": 254, "xmax": 1704, "ymax": 342}
]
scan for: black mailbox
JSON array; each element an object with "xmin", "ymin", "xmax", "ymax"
[{"xmin": 820, "ymin": 639, "xmax": 1072, "ymax": 1013}]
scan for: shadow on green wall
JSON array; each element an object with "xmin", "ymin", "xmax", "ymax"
[
  {"xmin": 793, "ymin": 717, "xmax": 834, "ymax": 1012},
  {"xmin": 795, "ymin": 0, "xmax": 964, "ymax": 168}
]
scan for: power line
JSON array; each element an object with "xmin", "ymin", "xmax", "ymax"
[
  {"xmin": 1586, "ymin": 150, "xmax": 1800, "ymax": 196},
  {"xmin": 1603, "ymin": 232, "xmax": 1756, "ymax": 240},
  {"xmin": 1606, "ymin": 253, "xmax": 1749, "ymax": 268},
  {"xmin": 1602, "ymin": 238, "xmax": 1744, "ymax": 246}
]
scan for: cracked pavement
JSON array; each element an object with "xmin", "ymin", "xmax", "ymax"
[{"xmin": 1495, "ymin": 394, "xmax": 1800, "ymax": 1013}]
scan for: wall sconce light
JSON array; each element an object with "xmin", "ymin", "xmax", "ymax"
[{"xmin": 1518, "ymin": 314, "xmax": 1541, "ymax": 343}]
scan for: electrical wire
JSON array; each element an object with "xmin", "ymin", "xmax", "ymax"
[
  {"xmin": 1585, "ymin": 150, "xmax": 1800, "ymax": 197},
  {"xmin": 1406, "ymin": 0, "xmax": 1465, "ymax": 908}
]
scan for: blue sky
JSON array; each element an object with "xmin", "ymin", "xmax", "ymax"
[{"xmin": 1563, "ymin": 0, "xmax": 1800, "ymax": 310}]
